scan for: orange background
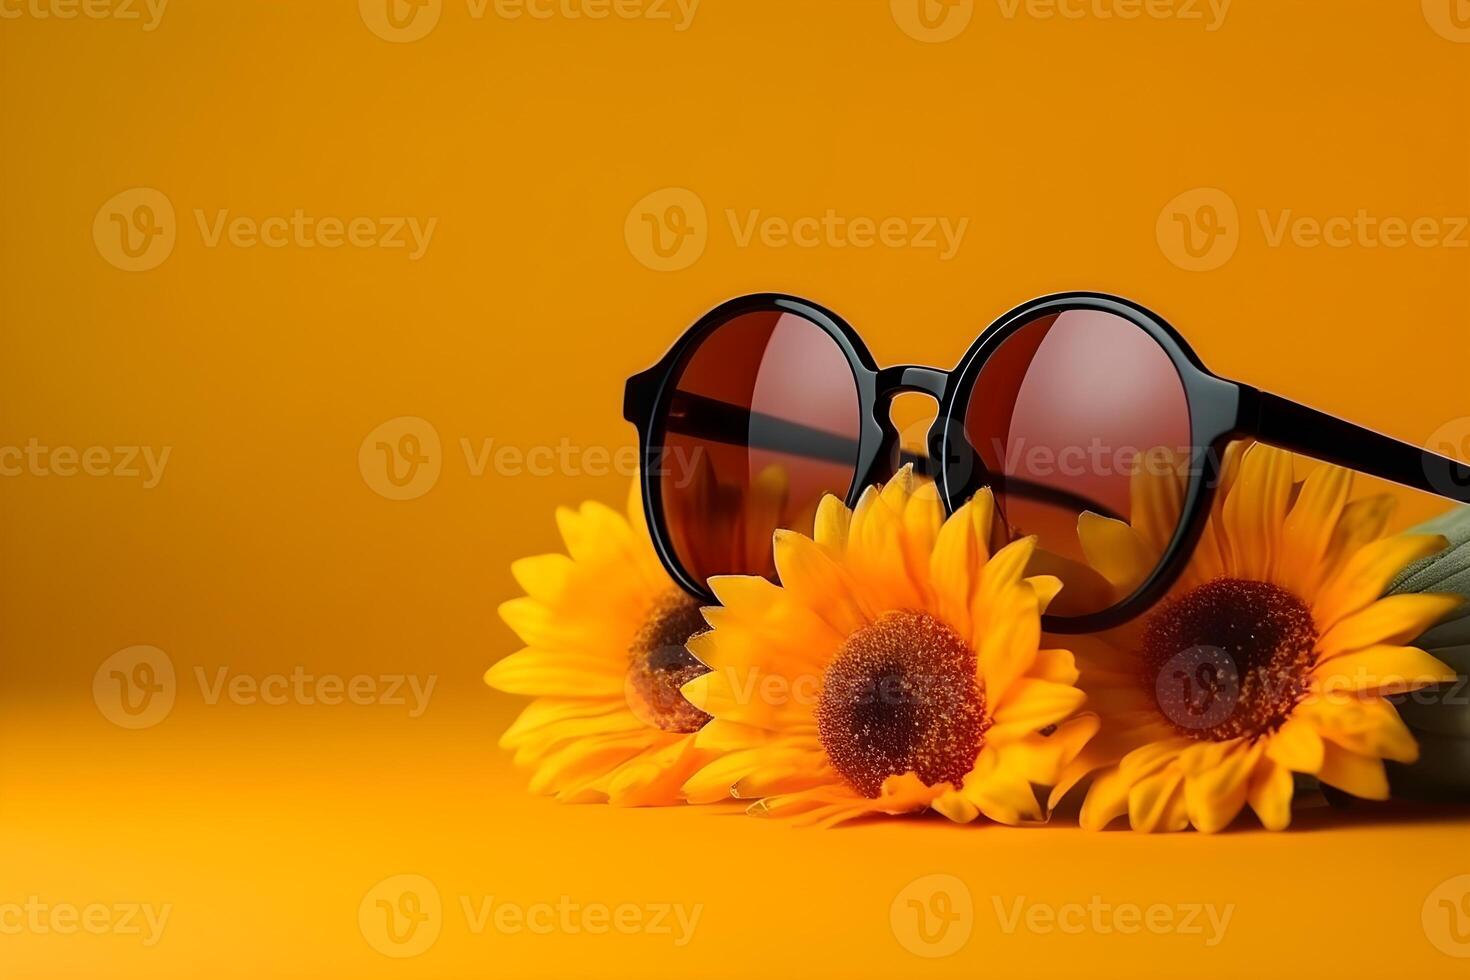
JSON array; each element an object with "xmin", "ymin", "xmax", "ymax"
[{"xmin": 2, "ymin": 1, "xmax": 1469, "ymax": 977}]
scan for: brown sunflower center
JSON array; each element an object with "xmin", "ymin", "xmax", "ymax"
[
  {"xmin": 1143, "ymin": 578, "xmax": 1317, "ymax": 742},
  {"xmin": 816, "ymin": 610, "xmax": 988, "ymax": 799},
  {"xmin": 625, "ymin": 590, "xmax": 711, "ymax": 734}
]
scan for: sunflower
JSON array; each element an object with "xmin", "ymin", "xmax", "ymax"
[
  {"xmin": 485, "ymin": 478, "xmax": 717, "ymax": 805},
  {"xmin": 1066, "ymin": 441, "xmax": 1461, "ymax": 832},
  {"xmin": 679, "ymin": 466, "xmax": 1098, "ymax": 827}
]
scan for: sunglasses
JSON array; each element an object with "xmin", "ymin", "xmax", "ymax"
[{"xmin": 623, "ymin": 292, "xmax": 1470, "ymax": 633}]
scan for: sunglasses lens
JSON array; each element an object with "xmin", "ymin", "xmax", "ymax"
[
  {"xmin": 963, "ymin": 308, "xmax": 1192, "ymax": 619},
  {"xmin": 658, "ymin": 308, "xmax": 862, "ymax": 590}
]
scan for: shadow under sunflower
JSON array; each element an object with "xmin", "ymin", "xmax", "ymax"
[{"xmin": 1061, "ymin": 441, "xmax": 1461, "ymax": 832}]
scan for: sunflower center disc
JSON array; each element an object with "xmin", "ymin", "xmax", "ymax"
[
  {"xmin": 625, "ymin": 590, "xmax": 711, "ymax": 734},
  {"xmin": 816, "ymin": 610, "xmax": 988, "ymax": 799},
  {"xmin": 1143, "ymin": 578, "xmax": 1317, "ymax": 742}
]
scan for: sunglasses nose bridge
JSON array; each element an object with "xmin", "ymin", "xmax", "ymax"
[
  {"xmin": 871, "ymin": 366, "xmax": 950, "ymax": 481},
  {"xmin": 874, "ymin": 365, "xmax": 948, "ymax": 401}
]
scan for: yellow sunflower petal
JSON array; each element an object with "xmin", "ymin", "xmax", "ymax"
[
  {"xmin": 1176, "ymin": 738, "xmax": 1241, "ymax": 777},
  {"xmin": 1313, "ymin": 644, "xmax": 1458, "ymax": 696},
  {"xmin": 1189, "ymin": 440, "xmax": 1249, "ymax": 585},
  {"xmin": 556, "ymin": 501, "xmax": 636, "ymax": 567},
  {"xmin": 1079, "ymin": 765, "xmax": 1132, "ymax": 831},
  {"xmin": 995, "ymin": 712, "xmax": 1099, "ymax": 786},
  {"xmin": 847, "ymin": 486, "xmax": 923, "ymax": 609},
  {"xmin": 967, "ymin": 486, "xmax": 997, "ymax": 554},
  {"xmin": 623, "ymin": 478, "xmax": 673, "ymax": 589},
  {"xmin": 505, "ymin": 709, "xmax": 646, "ymax": 757},
  {"xmin": 1246, "ymin": 758, "xmax": 1294, "ymax": 831},
  {"xmin": 1319, "ymin": 493, "xmax": 1396, "ymax": 582},
  {"xmin": 681, "ymin": 748, "xmax": 763, "ymax": 804},
  {"xmin": 931, "ymin": 788, "xmax": 981, "ymax": 823},
  {"xmin": 976, "ymin": 579, "xmax": 1042, "ymax": 706},
  {"xmin": 624, "ymin": 474, "xmax": 647, "ymax": 530},
  {"xmin": 898, "ymin": 480, "xmax": 946, "ymax": 589},
  {"xmin": 977, "ymin": 535, "xmax": 1035, "ymax": 598},
  {"xmin": 1182, "ymin": 741, "xmax": 1259, "ymax": 834},
  {"xmin": 1129, "ymin": 447, "xmax": 1187, "ymax": 557},
  {"xmin": 1025, "ymin": 549, "xmax": 1120, "ymax": 618},
  {"xmin": 1264, "ymin": 716, "xmax": 1325, "ymax": 772},
  {"xmin": 498, "ymin": 596, "xmax": 629, "ymax": 655},
  {"xmin": 510, "ymin": 553, "xmax": 577, "ymax": 603},
  {"xmin": 1029, "ymin": 648, "xmax": 1080, "ymax": 685},
  {"xmin": 772, "ymin": 530, "xmax": 872, "ymax": 637},
  {"xmin": 1276, "ymin": 463, "xmax": 1352, "ymax": 595},
  {"xmin": 878, "ymin": 463, "xmax": 917, "ymax": 512},
  {"xmin": 930, "ymin": 496, "xmax": 987, "ymax": 636},
  {"xmin": 1317, "ymin": 593, "xmax": 1463, "ymax": 661},
  {"xmin": 498, "ymin": 697, "xmax": 626, "ymax": 747},
  {"xmin": 1052, "ymin": 724, "xmax": 1157, "ymax": 810},
  {"xmin": 1117, "ymin": 737, "xmax": 1193, "ymax": 782},
  {"xmin": 1313, "ymin": 534, "xmax": 1448, "ymax": 631},
  {"xmin": 1296, "ymin": 694, "xmax": 1420, "ymax": 763},
  {"xmin": 878, "ymin": 772, "xmax": 948, "ymax": 813},
  {"xmin": 484, "ymin": 647, "xmax": 624, "ymax": 697},
  {"xmin": 730, "ymin": 745, "xmax": 833, "ymax": 800},
  {"xmin": 987, "ymin": 679, "xmax": 1088, "ymax": 743},
  {"xmin": 701, "ymin": 575, "xmax": 838, "ymax": 674},
  {"xmin": 678, "ymin": 667, "xmax": 814, "ymax": 731},
  {"xmin": 959, "ymin": 748, "xmax": 1043, "ymax": 825},
  {"xmin": 1077, "ymin": 512, "xmax": 1154, "ymax": 596},
  {"xmin": 691, "ymin": 718, "xmax": 780, "ymax": 753},
  {"xmin": 751, "ymin": 773, "xmax": 942, "ymax": 827},
  {"xmin": 1128, "ymin": 768, "xmax": 1188, "ymax": 833},
  {"xmin": 812, "ymin": 494, "xmax": 852, "ymax": 554},
  {"xmin": 606, "ymin": 737, "xmax": 704, "ymax": 806},
  {"xmin": 744, "ymin": 786, "xmax": 863, "ymax": 825},
  {"xmin": 1027, "ymin": 574, "xmax": 1064, "ymax": 615},
  {"xmin": 1221, "ymin": 442, "xmax": 1294, "ymax": 581},
  {"xmin": 527, "ymin": 731, "xmax": 657, "ymax": 797},
  {"xmin": 973, "ymin": 535, "xmax": 1038, "ymax": 640},
  {"xmin": 1315, "ymin": 742, "xmax": 1389, "ymax": 800}
]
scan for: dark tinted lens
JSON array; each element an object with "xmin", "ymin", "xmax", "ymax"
[
  {"xmin": 659, "ymin": 309, "xmax": 863, "ymax": 589},
  {"xmin": 963, "ymin": 309, "xmax": 1192, "ymax": 618}
]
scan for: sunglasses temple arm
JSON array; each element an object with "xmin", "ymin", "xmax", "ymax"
[
  {"xmin": 665, "ymin": 391, "xmax": 857, "ymax": 465},
  {"xmin": 664, "ymin": 391, "xmax": 1127, "ymax": 520},
  {"xmin": 1249, "ymin": 390, "xmax": 1470, "ymax": 504}
]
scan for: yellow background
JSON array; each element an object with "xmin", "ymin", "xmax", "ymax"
[{"xmin": 2, "ymin": 1, "xmax": 1469, "ymax": 977}]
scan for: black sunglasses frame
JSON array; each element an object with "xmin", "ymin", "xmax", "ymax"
[{"xmin": 625, "ymin": 291, "xmax": 1470, "ymax": 634}]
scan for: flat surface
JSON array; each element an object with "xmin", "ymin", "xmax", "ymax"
[
  {"xmin": 3, "ymin": 704, "xmax": 1469, "ymax": 978},
  {"xmin": 3, "ymin": 2, "xmax": 1469, "ymax": 977}
]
